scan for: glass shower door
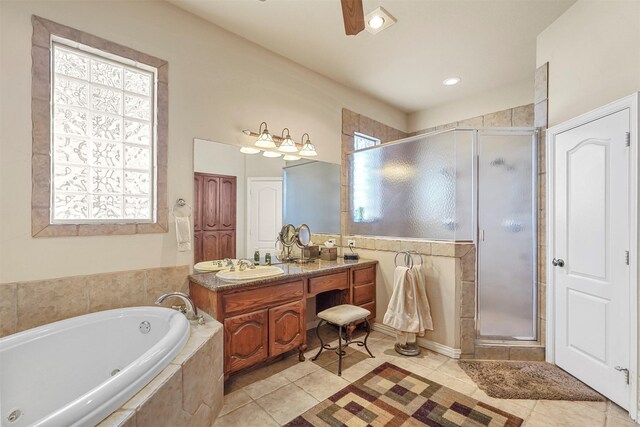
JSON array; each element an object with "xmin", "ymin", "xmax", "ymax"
[{"xmin": 477, "ymin": 130, "xmax": 537, "ymax": 341}]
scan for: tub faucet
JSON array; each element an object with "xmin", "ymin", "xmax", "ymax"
[{"xmin": 155, "ymin": 292, "xmax": 199, "ymax": 321}]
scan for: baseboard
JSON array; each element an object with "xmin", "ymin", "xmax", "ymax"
[{"xmin": 372, "ymin": 323, "xmax": 462, "ymax": 359}]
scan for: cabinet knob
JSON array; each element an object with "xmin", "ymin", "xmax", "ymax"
[{"xmin": 552, "ymin": 258, "xmax": 565, "ymax": 267}]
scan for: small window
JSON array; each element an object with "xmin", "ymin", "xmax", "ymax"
[
  {"xmin": 354, "ymin": 132, "xmax": 380, "ymax": 150},
  {"xmin": 351, "ymin": 133, "xmax": 381, "ymax": 223},
  {"xmin": 51, "ymin": 39, "xmax": 157, "ymax": 223}
]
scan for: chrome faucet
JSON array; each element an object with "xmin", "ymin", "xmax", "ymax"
[
  {"xmin": 238, "ymin": 259, "xmax": 256, "ymax": 271},
  {"xmin": 155, "ymin": 292, "xmax": 199, "ymax": 321}
]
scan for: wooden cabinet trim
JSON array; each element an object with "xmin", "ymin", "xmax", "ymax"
[
  {"xmin": 351, "ymin": 265, "xmax": 375, "ymax": 286},
  {"xmin": 269, "ymin": 300, "xmax": 305, "ymax": 357},
  {"xmin": 353, "ymin": 282, "xmax": 375, "ymax": 306},
  {"xmin": 224, "ymin": 308, "xmax": 268, "ymax": 373},
  {"xmin": 222, "ymin": 280, "xmax": 304, "ymax": 316},
  {"xmin": 308, "ymin": 271, "xmax": 349, "ymax": 297}
]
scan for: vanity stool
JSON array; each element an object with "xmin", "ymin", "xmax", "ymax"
[{"xmin": 311, "ymin": 304, "xmax": 374, "ymax": 376}]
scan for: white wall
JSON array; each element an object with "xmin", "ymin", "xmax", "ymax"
[
  {"xmin": 407, "ymin": 79, "xmax": 533, "ymax": 132},
  {"xmin": 537, "ymin": 0, "xmax": 640, "ymax": 127},
  {"xmin": 0, "ymin": 0, "xmax": 406, "ymax": 283}
]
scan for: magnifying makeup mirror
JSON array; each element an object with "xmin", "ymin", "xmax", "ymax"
[{"xmin": 295, "ymin": 224, "xmax": 311, "ymax": 247}]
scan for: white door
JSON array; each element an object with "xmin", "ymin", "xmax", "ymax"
[
  {"xmin": 553, "ymin": 109, "xmax": 630, "ymax": 408},
  {"xmin": 247, "ymin": 178, "xmax": 283, "ymax": 258}
]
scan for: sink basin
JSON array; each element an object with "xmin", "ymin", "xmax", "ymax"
[
  {"xmin": 194, "ymin": 260, "xmax": 238, "ymax": 272},
  {"xmin": 216, "ymin": 266, "xmax": 285, "ymax": 281}
]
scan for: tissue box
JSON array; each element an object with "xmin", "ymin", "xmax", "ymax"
[
  {"xmin": 320, "ymin": 247, "xmax": 337, "ymax": 261},
  {"xmin": 302, "ymin": 245, "xmax": 320, "ymax": 259}
]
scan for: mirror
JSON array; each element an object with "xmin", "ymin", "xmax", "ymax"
[
  {"xmin": 279, "ymin": 224, "xmax": 297, "ymax": 248},
  {"xmin": 296, "ymin": 224, "xmax": 311, "ymax": 247},
  {"xmin": 193, "ymin": 138, "xmax": 340, "ymax": 263}
]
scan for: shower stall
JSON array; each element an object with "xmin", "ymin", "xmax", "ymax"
[{"xmin": 347, "ymin": 128, "xmax": 537, "ymax": 342}]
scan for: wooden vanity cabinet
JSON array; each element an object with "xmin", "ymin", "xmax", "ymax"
[
  {"xmin": 224, "ymin": 309, "xmax": 269, "ymax": 373},
  {"xmin": 351, "ymin": 265, "xmax": 376, "ymax": 320},
  {"xmin": 219, "ymin": 280, "xmax": 306, "ymax": 375},
  {"xmin": 269, "ymin": 300, "xmax": 305, "ymax": 356},
  {"xmin": 189, "ymin": 262, "xmax": 378, "ymax": 378}
]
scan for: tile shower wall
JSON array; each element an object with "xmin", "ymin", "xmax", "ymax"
[{"xmin": 0, "ymin": 265, "xmax": 189, "ymax": 337}]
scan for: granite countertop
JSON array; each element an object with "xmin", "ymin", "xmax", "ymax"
[{"xmin": 189, "ymin": 258, "xmax": 377, "ymax": 292}]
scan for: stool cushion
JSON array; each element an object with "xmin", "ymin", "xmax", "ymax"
[{"xmin": 317, "ymin": 304, "xmax": 371, "ymax": 325}]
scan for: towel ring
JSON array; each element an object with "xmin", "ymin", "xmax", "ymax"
[
  {"xmin": 394, "ymin": 251, "xmax": 423, "ymax": 269},
  {"xmin": 171, "ymin": 198, "xmax": 192, "ymax": 217}
]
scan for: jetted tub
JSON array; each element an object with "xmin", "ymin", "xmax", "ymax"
[{"xmin": 0, "ymin": 307, "xmax": 190, "ymax": 427}]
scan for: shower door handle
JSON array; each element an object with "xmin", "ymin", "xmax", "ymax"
[{"xmin": 552, "ymin": 258, "xmax": 565, "ymax": 267}]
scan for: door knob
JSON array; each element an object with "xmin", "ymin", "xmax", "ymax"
[{"xmin": 552, "ymin": 258, "xmax": 565, "ymax": 267}]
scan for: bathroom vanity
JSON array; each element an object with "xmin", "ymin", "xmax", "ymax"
[{"xmin": 189, "ymin": 259, "xmax": 376, "ymax": 378}]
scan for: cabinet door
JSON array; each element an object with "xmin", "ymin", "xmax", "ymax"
[
  {"xmin": 194, "ymin": 231, "xmax": 203, "ymax": 264},
  {"xmin": 202, "ymin": 176, "xmax": 220, "ymax": 230},
  {"xmin": 219, "ymin": 230, "xmax": 236, "ymax": 259},
  {"xmin": 219, "ymin": 176, "xmax": 236, "ymax": 230},
  {"xmin": 202, "ymin": 231, "xmax": 220, "ymax": 261},
  {"xmin": 269, "ymin": 300, "xmax": 305, "ymax": 357},
  {"xmin": 194, "ymin": 175, "xmax": 203, "ymax": 232},
  {"xmin": 224, "ymin": 309, "xmax": 268, "ymax": 373}
]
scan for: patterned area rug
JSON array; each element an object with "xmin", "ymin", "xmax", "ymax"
[
  {"xmin": 285, "ymin": 362, "xmax": 523, "ymax": 427},
  {"xmin": 458, "ymin": 360, "xmax": 605, "ymax": 401}
]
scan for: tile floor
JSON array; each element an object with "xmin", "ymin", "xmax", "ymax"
[{"xmin": 213, "ymin": 329, "xmax": 635, "ymax": 427}]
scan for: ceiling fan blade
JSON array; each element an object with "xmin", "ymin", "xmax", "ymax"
[{"xmin": 341, "ymin": 0, "xmax": 365, "ymax": 36}]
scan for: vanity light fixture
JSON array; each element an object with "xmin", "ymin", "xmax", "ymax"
[
  {"xmin": 239, "ymin": 146, "xmax": 260, "ymax": 154},
  {"xmin": 241, "ymin": 123, "xmax": 320, "ymax": 157},
  {"xmin": 278, "ymin": 128, "xmax": 298, "ymax": 153},
  {"xmin": 283, "ymin": 154, "xmax": 301, "ymax": 161},
  {"xmin": 298, "ymin": 133, "xmax": 318, "ymax": 157},
  {"xmin": 443, "ymin": 77, "xmax": 461, "ymax": 86},
  {"xmin": 364, "ymin": 7, "xmax": 396, "ymax": 35},
  {"xmin": 254, "ymin": 122, "xmax": 276, "ymax": 148},
  {"xmin": 262, "ymin": 150, "xmax": 282, "ymax": 158}
]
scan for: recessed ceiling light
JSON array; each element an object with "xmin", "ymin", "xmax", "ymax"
[
  {"xmin": 443, "ymin": 77, "xmax": 461, "ymax": 86},
  {"xmin": 365, "ymin": 7, "xmax": 396, "ymax": 35},
  {"xmin": 368, "ymin": 15, "xmax": 385, "ymax": 30}
]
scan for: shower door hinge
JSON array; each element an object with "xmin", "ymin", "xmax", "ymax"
[
  {"xmin": 626, "ymin": 132, "xmax": 631, "ymax": 147},
  {"xmin": 625, "ymin": 250, "xmax": 630, "ymax": 265}
]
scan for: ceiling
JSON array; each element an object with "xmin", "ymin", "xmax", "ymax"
[{"xmin": 167, "ymin": 0, "xmax": 574, "ymax": 113}]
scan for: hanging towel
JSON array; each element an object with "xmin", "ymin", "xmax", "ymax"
[
  {"xmin": 383, "ymin": 265, "xmax": 433, "ymax": 345},
  {"xmin": 175, "ymin": 216, "xmax": 192, "ymax": 252}
]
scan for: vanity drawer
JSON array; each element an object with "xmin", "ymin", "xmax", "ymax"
[
  {"xmin": 308, "ymin": 271, "xmax": 348, "ymax": 296},
  {"xmin": 353, "ymin": 282, "xmax": 375, "ymax": 305},
  {"xmin": 360, "ymin": 301, "xmax": 376, "ymax": 320},
  {"xmin": 223, "ymin": 281, "xmax": 303, "ymax": 315},
  {"xmin": 352, "ymin": 265, "xmax": 375, "ymax": 285}
]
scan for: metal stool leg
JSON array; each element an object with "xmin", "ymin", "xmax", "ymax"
[
  {"xmin": 338, "ymin": 324, "xmax": 343, "ymax": 376},
  {"xmin": 311, "ymin": 320, "xmax": 326, "ymax": 361},
  {"xmin": 362, "ymin": 318, "xmax": 374, "ymax": 358}
]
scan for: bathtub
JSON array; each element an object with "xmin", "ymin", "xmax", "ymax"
[{"xmin": 0, "ymin": 307, "xmax": 190, "ymax": 427}]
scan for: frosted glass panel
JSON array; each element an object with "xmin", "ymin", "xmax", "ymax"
[
  {"xmin": 477, "ymin": 132, "xmax": 536, "ymax": 340},
  {"xmin": 347, "ymin": 130, "xmax": 474, "ymax": 240}
]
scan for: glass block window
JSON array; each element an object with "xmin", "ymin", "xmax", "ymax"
[
  {"xmin": 352, "ymin": 133, "xmax": 381, "ymax": 223},
  {"xmin": 51, "ymin": 39, "xmax": 157, "ymax": 223}
]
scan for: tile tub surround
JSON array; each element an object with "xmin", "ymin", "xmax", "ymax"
[
  {"xmin": 0, "ymin": 265, "xmax": 190, "ymax": 337},
  {"xmin": 98, "ymin": 314, "xmax": 225, "ymax": 427}
]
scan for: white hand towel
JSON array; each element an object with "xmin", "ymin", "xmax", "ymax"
[
  {"xmin": 383, "ymin": 265, "xmax": 433, "ymax": 345},
  {"xmin": 175, "ymin": 216, "xmax": 192, "ymax": 252}
]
